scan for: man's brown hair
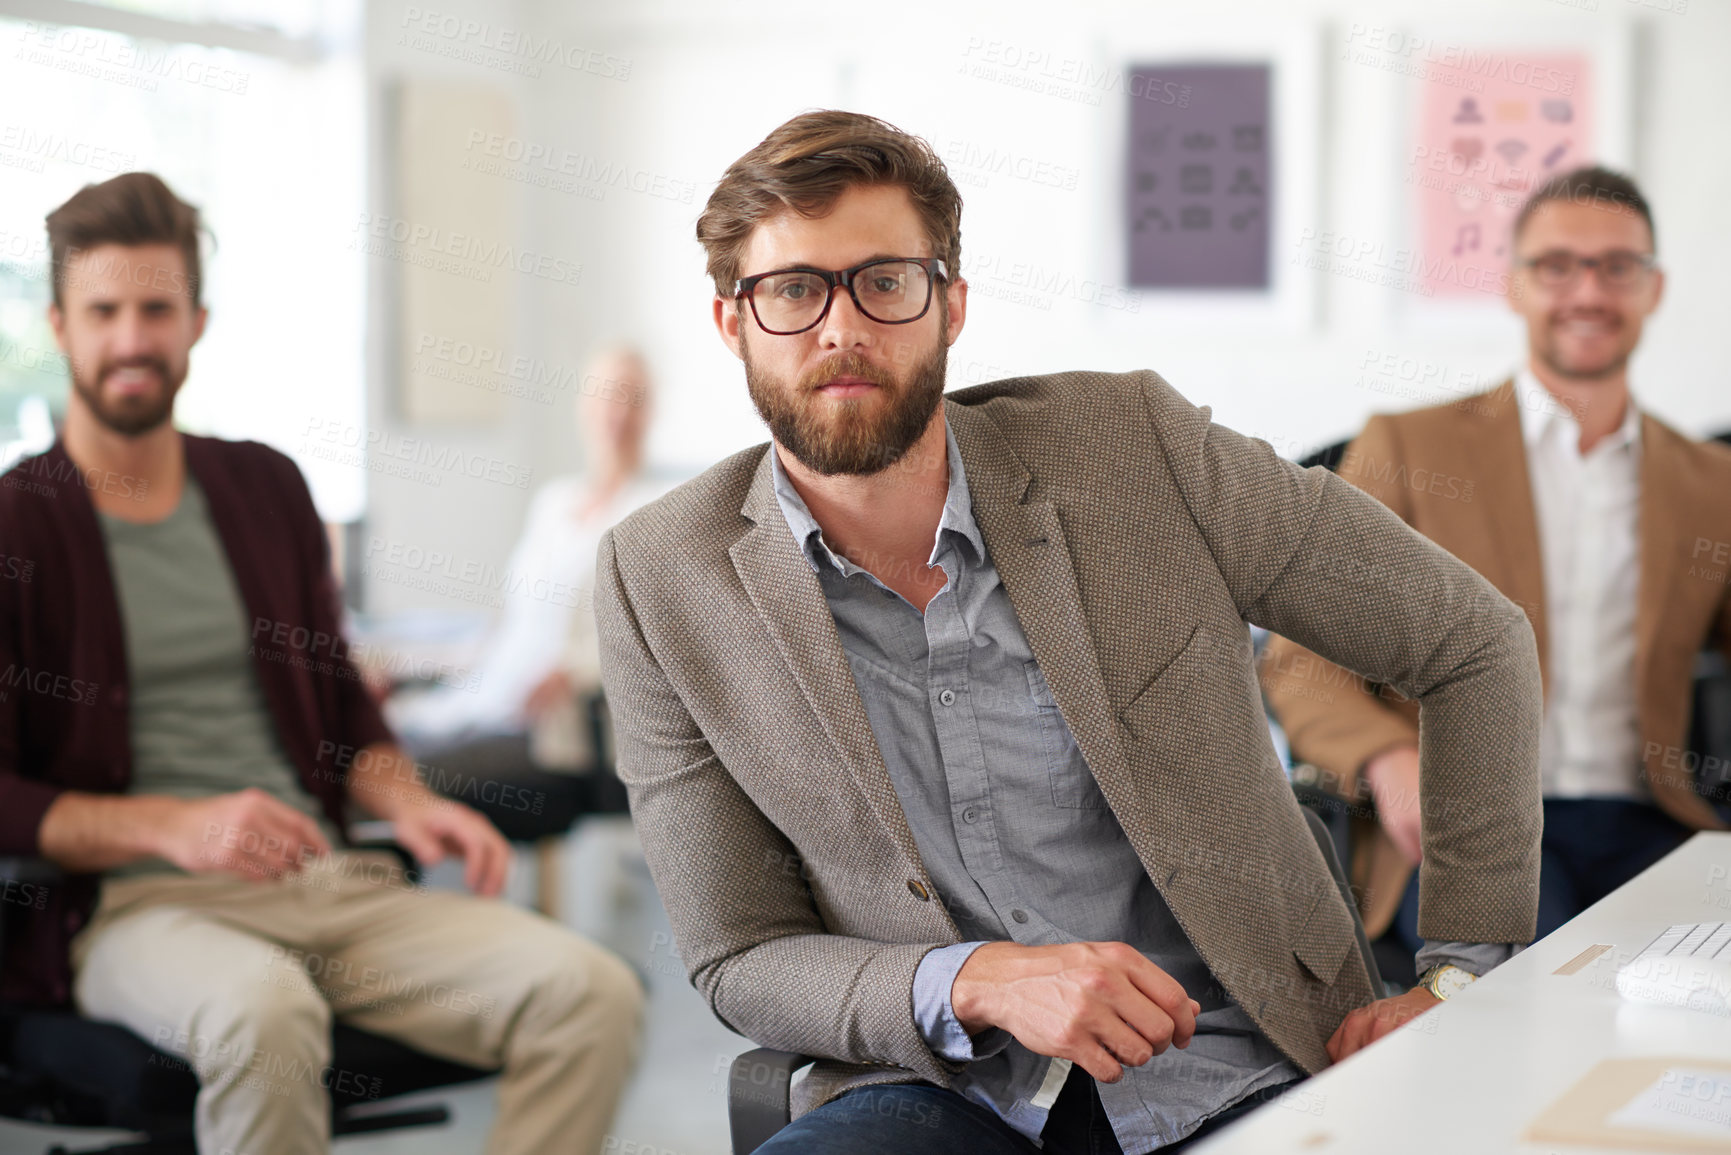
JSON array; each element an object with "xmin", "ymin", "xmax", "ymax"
[
  {"xmin": 1512, "ymin": 165, "xmax": 1656, "ymax": 251},
  {"xmin": 45, "ymin": 172, "xmax": 204, "ymax": 308},
  {"xmin": 696, "ymin": 110, "xmax": 963, "ymax": 298}
]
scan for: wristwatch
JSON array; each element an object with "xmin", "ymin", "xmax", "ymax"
[{"xmin": 1418, "ymin": 963, "xmax": 1477, "ymax": 1001}]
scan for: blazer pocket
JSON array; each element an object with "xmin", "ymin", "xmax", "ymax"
[
  {"xmin": 1290, "ymin": 882, "xmax": 1356, "ymax": 988},
  {"xmin": 1117, "ymin": 624, "xmax": 1206, "ymax": 744}
]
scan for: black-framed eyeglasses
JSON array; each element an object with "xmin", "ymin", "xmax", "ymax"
[
  {"xmin": 733, "ymin": 257, "xmax": 949, "ymax": 335},
  {"xmin": 1518, "ymin": 249, "xmax": 1657, "ymax": 290}
]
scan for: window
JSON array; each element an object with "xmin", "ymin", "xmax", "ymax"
[{"xmin": 0, "ymin": 1, "xmax": 366, "ymax": 520}]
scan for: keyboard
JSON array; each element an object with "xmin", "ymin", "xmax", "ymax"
[{"xmin": 1616, "ymin": 922, "xmax": 1731, "ymax": 1014}]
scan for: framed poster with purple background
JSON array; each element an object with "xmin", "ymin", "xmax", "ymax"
[{"xmin": 1126, "ymin": 63, "xmax": 1271, "ymax": 289}]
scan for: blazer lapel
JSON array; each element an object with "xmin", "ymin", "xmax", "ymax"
[
  {"xmin": 728, "ymin": 448, "xmax": 935, "ymax": 891},
  {"xmin": 1636, "ymin": 415, "xmax": 1689, "ymax": 698},
  {"xmin": 946, "ymin": 401, "xmax": 1136, "ymax": 810},
  {"xmin": 1456, "ymin": 381, "xmax": 1549, "ymax": 692}
]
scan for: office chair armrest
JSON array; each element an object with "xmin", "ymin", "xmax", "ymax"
[
  {"xmin": 581, "ymin": 687, "xmax": 617, "ymax": 777},
  {"xmin": 0, "ymin": 858, "xmax": 66, "ymax": 883},
  {"xmin": 342, "ymin": 830, "xmax": 423, "ymax": 886},
  {"xmin": 729, "ymin": 1047, "xmax": 814, "ymax": 1155},
  {"xmin": 0, "ymin": 859, "xmax": 69, "ymax": 965}
]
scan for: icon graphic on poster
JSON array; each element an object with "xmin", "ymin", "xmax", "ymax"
[
  {"xmin": 1452, "ymin": 137, "xmax": 1484, "ymax": 162},
  {"xmin": 1180, "ymin": 164, "xmax": 1213, "ymax": 194},
  {"xmin": 1541, "ymin": 140, "xmax": 1570, "ymax": 168},
  {"xmin": 1181, "ymin": 131, "xmax": 1217, "ymax": 151},
  {"xmin": 1180, "ymin": 205, "xmax": 1212, "ymax": 230},
  {"xmin": 1140, "ymin": 126, "xmax": 1171, "ymax": 154},
  {"xmin": 1452, "ymin": 222, "xmax": 1481, "ymax": 255},
  {"xmin": 1232, "ymin": 124, "xmax": 1263, "ymax": 151},
  {"xmin": 1227, "ymin": 166, "xmax": 1262, "ymax": 196},
  {"xmin": 1136, "ymin": 171, "xmax": 1157, "ymax": 193},
  {"xmin": 1229, "ymin": 205, "xmax": 1259, "ymax": 231},
  {"xmin": 1134, "ymin": 206, "xmax": 1172, "ymax": 232},
  {"xmin": 1540, "ymin": 99, "xmax": 1573, "ymax": 123},
  {"xmin": 1494, "ymin": 139, "xmax": 1528, "ymax": 164},
  {"xmin": 1453, "ymin": 97, "xmax": 1485, "ymax": 124}
]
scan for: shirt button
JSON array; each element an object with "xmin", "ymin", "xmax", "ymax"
[
  {"xmin": 1011, "ymin": 909, "xmax": 1030, "ymax": 924},
  {"xmin": 907, "ymin": 879, "xmax": 931, "ymax": 902},
  {"xmin": 938, "ymin": 689, "xmax": 956, "ymax": 706},
  {"xmin": 962, "ymin": 807, "xmax": 979, "ymax": 824}
]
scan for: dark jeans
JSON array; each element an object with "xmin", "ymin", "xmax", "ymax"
[
  {"xmin": 752, "ymin": 1064, "xmax": 1307, "ymax": 1155},
  {"xmin": 1392, "ymin": 796, "xmax": 1691, "ymax": 952}
]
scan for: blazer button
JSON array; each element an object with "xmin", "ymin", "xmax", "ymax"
[{"xmin": 907, "ymin": 879, "xmax": 931, "ymax": 902}]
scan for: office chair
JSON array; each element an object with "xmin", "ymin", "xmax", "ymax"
[
  {"xmin": 1296, "ymin": 438, "xmax": 1350, "ymax": 473},
  {"xmin": 724, "ymin": 806, "xmax": 1381, "ymax": 1155},
  {"xmin": 1690, "ymin": 647, "xmax": 1731, "ymax": 820},
  {"xmin": 0, "ymin": 842, "xmax": 497, "ymax": 1154}
]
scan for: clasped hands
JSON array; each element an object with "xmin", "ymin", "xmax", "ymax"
[{"xmin": 950, "ymin": 940, "xmax": 1438, "ymax": 1080}]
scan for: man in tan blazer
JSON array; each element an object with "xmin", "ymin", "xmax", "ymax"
[
  {"xmin": 1263, "ymin": 167, "xmax": 1731, "ymax": 962},
  {"xmin": 595, "ymin": 111, "xmax": 1543, "ymax": 1153}
]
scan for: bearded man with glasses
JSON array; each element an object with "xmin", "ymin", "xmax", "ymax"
[
  {"xmin": 1265, "ymin": 167, "xmax": 1731, "ymax": 972},
  {"xmin": 596, "ymin": 110, "xmax": 1549, "ymax": 1152}
]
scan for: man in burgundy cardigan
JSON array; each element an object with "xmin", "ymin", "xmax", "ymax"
[{"xmin": 0, "ymin": 173, "xmax": 641, "ymax": 1154}]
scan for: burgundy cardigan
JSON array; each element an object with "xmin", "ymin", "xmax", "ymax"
[{"xmin": 0, "ymin": 436, "xmax": 392, "ymax": 1005}]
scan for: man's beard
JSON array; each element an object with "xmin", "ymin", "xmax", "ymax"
[
  {"xmin": 742, "ymin": 333, "xmax": 948, "ymax": 477},
  {"xmin": 1536, "ymin": 315, "xmax": 1634, "ymax": 384},
  {"xmin": 71, "ymin": 355, "xmax": 182, "ymax": 436}
]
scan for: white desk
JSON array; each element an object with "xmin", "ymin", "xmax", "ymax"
[{"xmin": 1194, "ymin": 832, "xmax": 1731, "ymax": 1154}]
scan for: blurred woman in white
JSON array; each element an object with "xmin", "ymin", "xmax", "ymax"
[{"xmin": 389, "ymin": 347, "xmax": 671, "ymax": 840}]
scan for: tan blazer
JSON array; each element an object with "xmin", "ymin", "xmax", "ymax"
[
  {"xmin": 595, "ymin": 371, "xmax": 1543, "ymax": 1116},
  {"xmin": 1262, "ymin": 380, "xmax": 1731, "ymax": 939}
]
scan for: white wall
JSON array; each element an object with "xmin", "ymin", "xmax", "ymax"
[{"xmin": 360, "ymin": 0, "xmax": 1730, "ymax": 613}]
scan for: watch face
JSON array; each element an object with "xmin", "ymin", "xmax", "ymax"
[{"xmin": 1431, "ymin": 966, "xmax": 1475, "ymax": 1000}]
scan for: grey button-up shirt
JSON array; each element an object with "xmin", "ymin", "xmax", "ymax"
[{"xmin": 770, "ymin": 422, "xmax": 1301, "ymax": 1150}]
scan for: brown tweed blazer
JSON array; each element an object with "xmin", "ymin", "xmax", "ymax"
[
  {"xmin": 594, "ymin": 370, "xmax": 1542, "ymax": 1115},
  {"xmin": 1262, "ymin": 380, "xmax": 1731, "ymax": 939}
]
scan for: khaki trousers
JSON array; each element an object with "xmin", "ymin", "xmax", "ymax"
[{"xmin": 69, "ymin": 851, "xmax": 643, "ymax": 1155}]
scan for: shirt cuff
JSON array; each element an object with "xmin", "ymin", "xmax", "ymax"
[
  {"xmin": 1416, "ymin": 939, "xmax": 1517, "ymax": 979},
  {"xmin": 913, "ymin": 942, "xmax": 1012, "ymax": 1062}
]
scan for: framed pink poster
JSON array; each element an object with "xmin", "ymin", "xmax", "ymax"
[{"xmin": 1412, "ymin": 51, "xmax": 1593, "ymax": 299}]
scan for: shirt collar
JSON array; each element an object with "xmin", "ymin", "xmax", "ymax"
[
  {"xmin": 1513, "ymin": 368, "xmax": 1642, "ymax": 460},
  {"xmin": 768, "ymin": 416, "xmax": 986, "ymax": 576}
]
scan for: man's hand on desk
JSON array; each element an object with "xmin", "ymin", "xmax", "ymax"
[
  {"xmin": 950, "ymin": 940, "xmax": 1202, "ymax": 1084},
  {"xmin": 1326, "ymin": 987, "xmax": 1439, "ymax": 1063},
  {"xmin": 1364, "ymin": 745, "xmax": 1424, "ymax": 865}
]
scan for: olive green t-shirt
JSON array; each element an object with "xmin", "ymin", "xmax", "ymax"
[{"xmin": 97, "ymin": 475, "xmax": 341, "ymax": 876}]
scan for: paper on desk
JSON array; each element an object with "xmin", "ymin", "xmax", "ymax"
[
  {"xmin": 1607, "ymin": 1068, "xmax": 1731, "ymax": 1141},
  {"xmin": 1526, "ymin": 1057, "xmax": 1731, "ymax": 1153}
]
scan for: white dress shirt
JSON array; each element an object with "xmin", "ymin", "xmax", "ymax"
[
  {"xmin": 1514, "ymin": 370, "xmax": 1645, "ymax": 800},
  {"xmin": 387, "ymin": 473, "xmax": 671, "ymax": 761}
]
